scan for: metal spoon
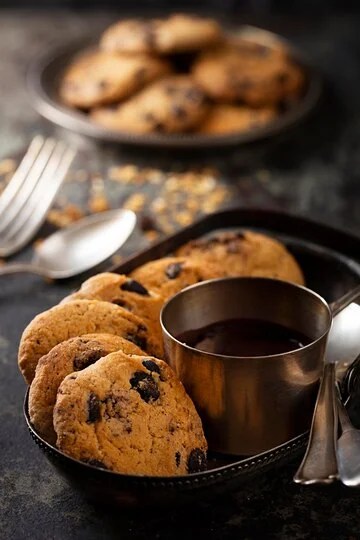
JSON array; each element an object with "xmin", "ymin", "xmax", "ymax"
[
  {"xmin": 294, "ymin": 288, "xmax": 360, "ymax": 485},
  {"xmin": 336, "ymin": 382, "xmax": 360, "ymax": 487},
  {"xmin": 0, "ymin": 209, "xmax": 136, "ymax": 279}
]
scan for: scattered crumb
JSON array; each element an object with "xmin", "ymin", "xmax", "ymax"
[
  {"xmin": 47, "ymin": 204, "xmax": 85, "ymax": 228},
  {"xmin": 123, "ymin": 193, "xmax": 146, "ymax": 212},
  {"xmin": 16, "ymin": 160, "xmax": 231, "ymax": 258},
  {"xmin": 151, "ymin": 197, "xmax": 167, "ymax": 213},
  {"xmin": 174, "ymin": 211, "xmax": 193, "ymax": 227},
  {"xmin": 88, "ymin": 194, "xmax": 110, "ymax": 213},
  {"xmin": 109, "ymin": 164, "xmax": 142, "ymax": 184},
  {"xmin": 0, "ymin": 158, "xmax": 16, "ymax": 176}
]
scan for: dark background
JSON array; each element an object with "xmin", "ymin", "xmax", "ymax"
[
  {"xmin": 1, "ymin": 2, "xmax": 360, "ymax": 539},
  {"xmin": 1, "ymin": 0, "xmax": 360, "ymax": 12}
]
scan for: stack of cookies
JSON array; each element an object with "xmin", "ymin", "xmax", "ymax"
[
  {"xmin": 59, "ymin": 14, "xmax": 305, "ymax": 136},
  {"xmin": 20, "ymin": 230, "xmax": 304, "ymax": 476}
]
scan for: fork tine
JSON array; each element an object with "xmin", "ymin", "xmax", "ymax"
[
  {"xmin": 0, "ymin": 138, "xmax": 56, "ymax": 234},
  {"xmin": 0, "ymin": 145, "xmax": 75, "ymax": 257},
  {"xmin": 4, "ymin": 141, "xmax": 69, "ymax": 240},
  {"xmin": 0, "ymin": 135, "xmax": 44, "ymax": 215}
]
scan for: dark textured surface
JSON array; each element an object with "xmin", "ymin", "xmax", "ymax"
[{"xmin": 1, "ymin": 9, "xmax": 360, "ymax": 540}]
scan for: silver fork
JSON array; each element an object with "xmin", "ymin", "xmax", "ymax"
[{"xmin": 0, "ymin": 135, "xmax": 75, "ymax": 257}]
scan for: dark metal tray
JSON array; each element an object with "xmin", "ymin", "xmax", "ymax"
[
  {"xmin": 27, "ymin": 26, "xmax": 322, "ymax": 149},
  {"xmin": 24, "ymin": 208, "xmax": 360, "ymax": 507}
]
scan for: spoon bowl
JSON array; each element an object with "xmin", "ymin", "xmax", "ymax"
[{"xmin": 0, "ymin": 209, "xmax": 136, "ymax": 279}]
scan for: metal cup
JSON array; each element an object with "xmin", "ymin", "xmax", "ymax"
[{"xmin": 160, "ymin": 277, "xmax": 332, "ymax": 456}]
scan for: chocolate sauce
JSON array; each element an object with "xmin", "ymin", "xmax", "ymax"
[{"xmin": 177, "ymin": 318, "xmax": 310, "ymax": 357}]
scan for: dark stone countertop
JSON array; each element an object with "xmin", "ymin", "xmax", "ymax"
[{"xmin": 1, "ymin": 9, "xmax": 360, "ymax": 540}]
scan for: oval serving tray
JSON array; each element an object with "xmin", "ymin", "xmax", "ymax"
[
  {"xmin": 27, "ymin": 25, "xmax": 322, "ymax": 148},
  {"xmin": 24, "ymin": 209, "xmax": 360, "ymax": 508},
  {"xmin": 24, "ymin": 391, "xmax": 308, "ymax": 508}
]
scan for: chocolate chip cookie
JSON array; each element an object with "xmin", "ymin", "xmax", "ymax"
[
  {"xmin": 100, "ymin": 14, "xmax": 222, "ymax": 54},
  {"xmin": 176, "ymin": 230, "xmax": 305, "ymax": 284},
  {"xmin": 29, "ymin": 334, "xmax": 144, "ymax": 444},
  {"xmin": 62, "ymin": 273, "xmax": 164, "ymax": 353},
  {"xmin": 130, "ymin": 256, "xmax": 219, "ymax": 301},
  {"xmin": 193, "ymin": 40, "xmax": 304, "ymax": 106},
  {"xmin": 54, "ymin": 351, "xmax": 207, "ymax": 476},
  {"xmin": 19, "ymin": 300, "xmax": 161, "ymax": 384},
  {"xmin": 91, "ymin": 75, "xmax": 208, "ymax": 134},
  {"xmin": 59, "ymin": 50, "xmax": 171, "ymax": 109},
  {"xmin": 197, "ymin": 104, "xmax": 276, "ymax": 134}
]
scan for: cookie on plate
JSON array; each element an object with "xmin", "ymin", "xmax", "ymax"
[
  {"xmin": 18, "ymin": 299, "xmax": 161, "ymax": 384},
  {"xmin": 100, "ymin": 14, "xmax": 222, "ymax": 55},
  {"xmin": 54, "ymin": 351, "xmax": 207, "ymax": 476},
  {"xmin": 197, "ymin": 104, "xmax": 276, "ymax": 134},
  {"xmin": 192, "ymin": 40, "xmax": 305, "ymax": 106},
  {"xmin": 91, "ymin": 75, "xmax": 208, "ymax": 133},
  {"xmin": 62, "ymin": 273, "xmax": 164, "ymax": 355},
  {"xmin": 176, "ymin": 231, "xmax": 305, "ymax": 284},
  {"xmin": 130, "ymin": 256, "xmax": 219, "ymax": 301},
  {"xmin": 29, "ymin": 334, "xmax": 144, "ymax": 444},
  {"xmin": 59, "ymin": 50, "xmax": 171, "ymax": 109}
]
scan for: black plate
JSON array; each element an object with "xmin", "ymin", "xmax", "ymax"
[
  {"xmin": 24, "ymin": 209, "xmax": 360, "ymax": 507},
  {"xmin": 27, "ymin": 26, "xmax": 322, "ymax": 148}
]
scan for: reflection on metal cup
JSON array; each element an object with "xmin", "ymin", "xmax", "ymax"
[{"xmin": 161, "ymin": 277, "xmax": 332, "ymax": 456}]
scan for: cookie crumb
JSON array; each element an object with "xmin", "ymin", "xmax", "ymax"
[
  {"xmin": 47, "ymin": 204, "xmax": 85, "ymax": 228},
  {"xmin": 0, "ymin": 158, "xmax": 16, "ymax": 176},
  {"xmin": 88, "ymin": 193, "xmax": 110, "ymax": 213},
  {"xmin": 123, "ymin": 193, "xmax": 146, "ymax": 212}
]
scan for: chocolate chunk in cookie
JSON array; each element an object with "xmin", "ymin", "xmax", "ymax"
[
  {"xmin": 120, "ymin": 279, "xmax": 149, "ymax": 296},
  {"xmin": 187, "ymin": 448, "xmax": 207, "ymax": 473},
  {"xmin": 142, "ymin": 358, "xmax": 161, "ymax": 375},
  {"xmin": 130, "ymin": 371, "xmax": 160, "ymax": 403},
  {"xmin": 87, "ymin": 392, "xmax": 101, "ymax": 423},
  {"xmin": 165, "ymin": 262, "xmax": 183, "ymax": 279}
]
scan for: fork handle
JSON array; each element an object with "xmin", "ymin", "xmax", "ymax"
[
  {"xmin": 0, "ymin": 263, "xmax": 50, "ymax": 278},
  {"xmin": 293, "ymin": 362, "xmax": 339, "ymax": 484}
]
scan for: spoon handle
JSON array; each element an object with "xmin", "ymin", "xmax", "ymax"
[
  {"xmin": 336, "ymin": 387, "xmax": 360, "ymax": 486},
  {"xmin": 293, "ymin": 362, "xmax": 338, "ymax": 484},
  {"xmin": 0, "ymin": 263, "xmax": 49, "ymax": 278},
  {"xmin": 331, "ymin": 284, "xmax": 360, "ymax": 315}
]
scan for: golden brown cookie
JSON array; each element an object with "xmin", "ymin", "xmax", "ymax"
[
  {"xmin": 91, "ymin": 75, "xmax": 208, "ymax": 134},
  {"xmin": 18, "ymin": 300, "xmax": 161, "ymax": 384},
  {"xmin": 192, "ymin": 40, "xmax": 305, "ymax": 106},
  {"xmin": 100, "ymin": 14, "xmax": 222, "ymax": 54},
  {"xmin": 176, "ymin": 230, "xmax": 305, "ymax": 285},
  {"xmin": 130, "ymin": 256, "xmax": 219, "ymax": 301},
  {"xmin": 197, "ymin": 104, "xmax": 276, "ymax": 134},
  {"xmin": 54, "ymin": 351, "xmax": 207, "ymax": 476},
  {"xmin": 62, "ymin": 273, "xmax": 164, "ymax": 356},
  {"xmin": 59, "ymin": 50, "xmax": 171, "ymax": 109},
  {"xmin": 29, "ymin": 334, "xmax": 144, "ymax": 445}
]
